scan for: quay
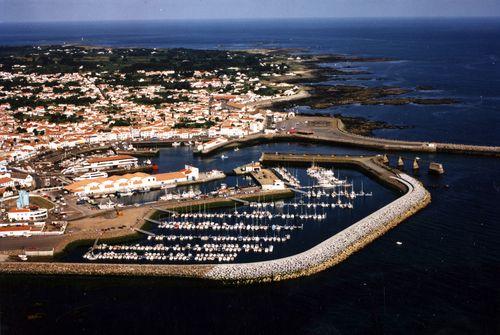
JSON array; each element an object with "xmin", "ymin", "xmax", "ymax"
[
  {"xmin": 260, "ymin": 152, "xmax": 408, "ymax": 192},
  {"xmin": 196, "ymin": 116, "xmax": 500, "ymax": 157},
  {"xmin": 177, "ymin": 171, "xmax": 226, "ymax": 187},
  {"xmin": 133, "ymin": 227, "xmax": 156, "ymax": 237},
  {"xmin": 0, "ymin": 154, "xmax": 430, "ymax": 283},
  {"xmin": 105, "ymin": 164, "xmax": 154, "ymax": 176},
  {"xmin": 116, "ymin": 149, "xmax": 160, "ymax": 157},
  {"xmin": 131, "ymin": 138, "xmax": 210, "ymax": 148},
  {"xmin": 152, "ymin": 188, "xmax": 294, "ymax": 213}
]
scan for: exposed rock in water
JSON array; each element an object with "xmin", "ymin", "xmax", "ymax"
[
  {"xmin": 272, "ymin": 84, "xmax": 457, "ymax": 110},
  {"xmin": 416, "ymin": 85, "xmax": 434, "ymax": 91},
  {"xmin": 334, "ymin": 114, "xmax": 412, "ymax": 136}
]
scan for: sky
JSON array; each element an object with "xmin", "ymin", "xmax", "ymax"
[{"xmin": 1, "ymin": 0, "xmax": 500, "ymax": 22}]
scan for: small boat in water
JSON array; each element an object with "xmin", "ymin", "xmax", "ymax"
[{"xmin": 221, "ymin": 154, "xmax": 228, "ymax": 160}]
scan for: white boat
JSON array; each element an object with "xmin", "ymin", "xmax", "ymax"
[
  {"xmin": 172, "ymin": 142, "xmax": 181, "ymax": 147},
  {"xmin": 234, "ymin": 147, "xmax": 240, "ymax": 152},
  {"xmin": 118, "ymin": 190, "xmax": 134, "ymax": 197},
  {"xmin": 221, "ymin": 154, "xmax": 228, "ymax": 160},
  {"xmin": 160, "ymin": 193, "xmax": 174, "ymax": 201},
  {"xmin": 74, "ymin": 171, "xmax": 108, "ymax": 181}
]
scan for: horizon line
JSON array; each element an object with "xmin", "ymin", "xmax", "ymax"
[{"xmin": 2, "ymin": 15, "xmax": 500, "ymax": 24}]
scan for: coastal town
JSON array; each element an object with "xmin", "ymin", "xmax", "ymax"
[
  {"xmin": 0, "ymin": 45, "xmax": 497, "ymax": 281},
  {"xmin": 0, "ymin": 46, "xmax": 301, "ymax": 160},
  {"xmin": 0, "ymin": 46, "xmax": 304, "ymax": 253}
]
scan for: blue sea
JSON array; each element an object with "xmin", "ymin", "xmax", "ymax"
[{"xmin": 0, "ymin": 18, "xmax": 499, "ymax": 335}]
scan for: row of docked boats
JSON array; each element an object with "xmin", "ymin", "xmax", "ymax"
[
  {"xmin": 171, "ymin": 210, "xmax": 326, "ymax": 220},
  {"xmin": 306, "ymin": 165, "xmax": 347, "ymax": 188},
  {"xmin": 157, "ymin": 221, "xmax": 304, "ymax": 231},
  {"xmin": 84, "ymin": 240, "xmax": 279, "ymax": 262},
  {"xmin": 273, "ymin": 167, "xmax": 301, "ymax": 187},
  {"xmin": 159, "ymin": 189, "xmax": 202, "ymax": 201},
  {"xmin": 304, "ymin": 188, "xmax": 372, "ymax": 199},
  {"xmin": 148, "ymin": 234, "xmax": 291, "ymax": 243}
]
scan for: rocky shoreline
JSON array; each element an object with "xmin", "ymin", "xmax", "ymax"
[
  {"xmin": 271, "ymin": 85, "xmax": 457, "ymax": 111},
  {"xmin": 316, "ymin": 113, "xmax": 411, "ymax": 136},
  {"xmin": 268, "ymin": 51, "xmax": 458, "ymax": 134}
]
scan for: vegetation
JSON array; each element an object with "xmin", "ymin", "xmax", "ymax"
[
  {"xmin": 2, "ymin": 95, "xmax": 96, "ymax": 109},
  {"xmin": 173, "ymin": 118, "xmax": 215, "ymax": 129},
  {"xmin": 110, "ymin": 118, "xmax": 132, "ymax": 127},
  {"xmin": 0, "ymin": 46, "xmax": 273, "ymax": 78}
]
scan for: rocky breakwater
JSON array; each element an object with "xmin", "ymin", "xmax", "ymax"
[
  {"xmin": 204, "ymin": 173, "xmax": 431, "ymax": 283},
  {"xmin": 0, "ymin": 261, "xmax": 214, "ymax": 278}
]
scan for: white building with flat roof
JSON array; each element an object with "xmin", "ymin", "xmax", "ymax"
[
  {"xmin": 7, "ymin": 206, "xmax": 48, "ymax": 222},
  {"xmin": 62, "ymin": 155, "xmax": 138, "ymax": 175}
]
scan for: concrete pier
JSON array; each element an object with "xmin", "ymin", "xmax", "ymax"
[
  {"xmin": 260, "ymin": 152, "xmax": 408, "ymax": 192},
  {"xmin": 116, "ymin": 149, "xmax": 160, "ymax": 157},
  {"xmin": 429, "ymin": 162, "xmax": 445, "ymax": 174},
  {"xmin": 196, "ymin": 116, "xmax": 500, "ymax": 157}
]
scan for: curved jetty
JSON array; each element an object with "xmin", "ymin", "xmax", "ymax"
[
  {"xmin": 205, "ymin": 173, "xmax": 429, "ymax": 282},
  {"xmin": 196, "ymin": 116, "xmax": 500, "ymax": 157},
  {"xmin": 0, "ymin": 154, "xmax": 430, "ymax": 283}
]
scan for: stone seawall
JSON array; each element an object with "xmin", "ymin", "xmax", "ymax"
[
  {"xmin": 197, "ymin": 116, "xmax": 500, "ymax": 157},
  {"xmin": 204, "ymin": 173, "xmax": 430, "ymax": 282}
]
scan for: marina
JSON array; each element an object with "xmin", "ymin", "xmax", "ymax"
[{"xmin": 73, "ymin": 150, "xmax": 401, "ymax": 266}]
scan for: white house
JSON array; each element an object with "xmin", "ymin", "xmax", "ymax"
[
  {"xmin": 0, "ymin": 176, "xmax": 14, "ymax": 188},
  {"xmin": 7, "ymin": 206, "xmax": 48, "ymax": 222}
]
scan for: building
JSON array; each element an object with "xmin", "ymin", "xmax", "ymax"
[
  {"xmin": 7, "ymin": 206, "xmax": 48, "ymax": 222},
  {"xmin": 10, "ymin": 172, "xmax": 34, "ymax": 188},
  {"xmin": 64, "ymin": 166, "xmax": 199, "ymax": 196},
  {"xmin": 0, "ymin": 225, "xmax": 34, "ymax": 237},
  {"xmin": 196, "ymin": 137, "xmax": 228, "ymax": 152},
  {"xmin": 0, "ymin": 223, "xmax": 45, "ymax": 237},
  {"xmin": 0, "ymin": 176, "xmax": 14, "ymax": 188},
  {"xmin": 62, "ymin": 155, "xmax": 138, "ymax": 175}
]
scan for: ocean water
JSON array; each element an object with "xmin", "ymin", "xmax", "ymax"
[{"xmin": 0, "ymin": 18, "xmax": 499, "ymax": 335}]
